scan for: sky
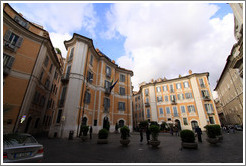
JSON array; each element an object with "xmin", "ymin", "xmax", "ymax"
[{"xmin": 8, "ymin": 2, "xmax": 236, "ymax": 98}]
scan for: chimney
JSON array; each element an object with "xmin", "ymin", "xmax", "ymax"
[
  {"xmin": 179, "ymin": 74, "xmax": 182, "ymax": 78},
  {"xmin": 112, "ymin": 60, "xmax": 115, "ymax": 64},
  {"xmin": 189, "ymin": 70, "xmax": 192, "ymax": 75}
]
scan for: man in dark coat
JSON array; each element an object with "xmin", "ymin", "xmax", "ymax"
[
  {"xmin": 139, "ymin": 128, "xmax": 143, "ymax": 143},
  {"xmin": 146, "ymin": 126, "xmax": 151, "ymax": 144},
  {"xmin": 195, "ymin": 126, "xmax": 202, "ymax": 142},
  {"xmin": 89, "ymin": 126, "xmax": 93, "ymax": 139}
]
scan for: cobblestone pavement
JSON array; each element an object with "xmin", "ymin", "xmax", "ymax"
[{"xmin": 36, "ymin": 130, "xmax": 243, "ymax": 163}]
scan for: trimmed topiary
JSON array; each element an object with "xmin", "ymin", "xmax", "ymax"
[
  {"xmin": 150, "ymin": 125, "xmax": 160, "ymax": 141},
  {"xmin": 180, "ymin": 130, "xmax": 195, "ymax": 143},
  {"xmin": 81, "ymin": 125, "xmax": 89, "ymax": 136},
  {"xmin": 120, "ymin": 126, "xmax": 130, "ymax": 140},
  {"xmin": 98, "ymin": 128, "xmax": 109, "ymax": 139},
  {"xmin": 204, "ymin": 125, "xmax": 221, "ymax": 138}
]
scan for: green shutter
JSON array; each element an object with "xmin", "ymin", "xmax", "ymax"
[
  {"xmin": 16, "ymin": 36, "xmax": 23, "ymax": 47},
  {"xmin": 7, "ymin": 56, "xmax": 15, "ymax": 68},
  {"xmin": 4, "ymin": 30, "xmax": 12, "ymax": 41}
]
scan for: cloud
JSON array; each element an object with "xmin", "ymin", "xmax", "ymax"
[
  {"xmin": 106, "ymin": 3, "xmax": 236, "ymax": 98},
  {"xmin": 49, "ymin": 33, "xmax": 72, "ymax": 58}
]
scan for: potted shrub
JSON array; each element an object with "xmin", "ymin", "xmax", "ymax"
[
  {"xmin": 120, "ymin": 126, "xmax": 130, "ymax": 146},
  {"xmin": 81, "ymin": 125, "xmax": 89, "ymax": 141},
  {"xmin": 149, "ymin": 125, "xmax": 161, "ymax": 148},
  {"xmin": 180, "ymin": 130, "xmax": 198, "ymax": 149},
  {"xmin": 97, "ymin": 128, "xmax": 109, "ymax": 144},
  {"xmin": 204, "ymin": 125, "xmax": 220, "ymax": 144},
  {"xmin": 214, "ymin": 125, "xmax": 223, "ymax": 141}
]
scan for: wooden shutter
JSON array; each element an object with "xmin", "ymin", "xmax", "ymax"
[
  {"xmin": 7, "ymin": 56, "xmax": 15, "ymax": 68},
  {"xmin": 4, "ymin": 30, "xmax": 12, "ymax": 41},
  {"xmin": 15, "ymin": 36, "xmax": 23, "ymax": 47}
]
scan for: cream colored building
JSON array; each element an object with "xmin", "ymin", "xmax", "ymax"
[{"xmin": 135, "ymin": 70, "xmax": 220, "ymax": 131}]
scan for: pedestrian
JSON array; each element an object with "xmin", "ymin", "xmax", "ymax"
[
  {"xmin": 170, "ymin": 126, "xmax": 173, "ymax": 136},
  {"xmin": 174, "ymin": 126, "xmax": 179, "ymax": 136},
  {"xmin": 146, "ymin": 126, "xmax": 151, "ymax": 144},
  {"xmin": 226, "ymin": 125, "xmax": 230, "ymax": 134},
  {"xmin": 195, "ymin": 126, "xmax": 202, "ymax": 143},
  {"xmin": 139, "ymin": 128, "xmax": 143, "ymax": 143},
  {"xmin": 89, "ymin": 126, "xmax": 93, "ymax": 139}
]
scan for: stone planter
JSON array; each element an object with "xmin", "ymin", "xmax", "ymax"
[
  {"xmin": 120, "ymin": 139, "xmax": 130, "ymax": 146},
  {"xmin": 81, "ymin": 136, "xmax": 88, "ymax": 142},
  {"xmin": 216, "ymin": 135, "xmax": 223, "ymax": 142},
  {"xmin": 206, "ymin": 137, "xmax": 219, "ymax": 144},
  {"xmin": 181, "ymin": 142, "xmax": 198, "ymax": 149},
  {"xmin": 97, "ymin": 139, "xmax": 108, "ymax": 144},
  {"xmin": 149, "ymin": 140, "xmax": 160, "ymax": 148}
]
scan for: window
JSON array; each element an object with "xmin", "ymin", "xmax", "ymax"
[
  {"xmin": 94, "ymin": 120, "xmax": 97, "ymax": 126},
  {"xmin": 177, "ymin": 93, "xmax": 184, "ymax": 100},
  {"xmin": 49, "ymin": 64, "xmax": 53, "ymax": 73},
  {"xmin": 201, "ymin": 90, "xmax": 210, "ymax": 98},
  {"xmin": 164, "ymin": 95, "xmax": 169, "ymax": 102},
  {"xmin": 157, "ymin": 96, "xmax": 163, "ymax": 102},
  {"xmin": 146, "ymin": 98, "xmax": 149, "ymax": 103},
  {"xmin": 183, "ymin": 118, "xmax": 188, "ymax": 125},
  {"xmin": 104, "ymin": 97, "xmax": 110, "ymax": 112},
  {"xmin": 89, "ymin": 55, "xmax": 93, "ymax": 66},
  {"xmin": 185, "ymin": 93, "xmax": 193, "ymax": 99},
  {"xmin": 176, "ymin": 83, "xmax": 181, "ymax": 89},
  {"xmin": 44, "ymin": 56, "xmax": 49, "ymax": 67},
  {"xmin": 3, "ymin": 54, "xmax": 15, "ymax": 70},
  {"xmin": 45, "ymin": 78, "xmax": 50, "ymax": 89},
  {"xmin": 169, "ymin": 84, "xmax": 174, "ymax": 93},
  {"xmin": 56, "ymin": 109, "xmax": 62, "ymax": 123},
  {"xmin": 183, "ymin": 81, "xmax": 189, "ymax": 88},
  {"xmin": 187, "ymin": 105, "xmax": 195, "ymax": 113},
  {"xmin": 170, "ymin": 95, "xmax": 176, "ymax": 102},
  {"xmin": 199, "ymin": 78, "xmax": 205, "ymax": 88},
  {"xmin": 159, "ymin": 108, "xmax": 164, "ymax": 116},
  {"xmin": 106, "ymin": 66, "xmax": 111, "ymax": 78},
  {"xmin": 166, "ymin": 107, "xmax": 170, "ymax": 114},
  {"xmin": 4, "ymin": 30, "xmax": 23, "ymax": 50},
  {"xmin": 205, "ymin": 104, "xmax": 214, "ymax": 114},
  {"xmin": 120, "ymin": 74, "xmax": 125, "ymax": 82},
  {"xmin": 209, "ymin": 117, "xmax": 215, "ymax": 124},
  {"xmin": 147, "ymin": 109, "xmax": 151, "ymax": 118},
  {"xmin": 181, "ymin": 105, "xmax": 186, "ymax": 113},
  {"xmin": 39, "ymin": 96, "xmax": 46, "ymax": 106},
  {"xmin": 85, "ymin": 91, "xmax": 91, "ymax": 104},
  {"xmin": 118, "ymin": 102, "xmax": 125, "ymax": 111},
  {"xmin": 105, "ymin": 80, "xmax": 111, "ymax": 89},
  {"xmin": 14, "ymin": 15, "xmax": 29, "ymax": 29},
  {"xmin": 145, "ymin": 89, "xmax": 149, "ymax": 96},
  {"xmin": 59, "ymin": 86, "xmax": 67, "ymax": 106},
  {"xmin": 173, "ymin": 106, "xmax": 178, "ymax": 116},
  {"xmin": 54, "ymin": 71, "xmax": 58, "ymax": 80},
  {"xmin": 69, "ymin": 47, "xmax": 74, "ymax": 61},
  {"xmin": 119, "ymin": 87, "xmax": 125, "ymax": 95},
  {"xmin": 163, "ymin": 85, "xmax": 168, "ymax": 91},
  {"xmin": 156, "ymin": 87, "xmax": 161, "ymax": 92},
  {"xmin": 33, "ymin": 91, "xmax": 40, "ymax": 104},
  {"xmin": 87, "ymin": 71, "xmax": 93, "ymax": 83}
]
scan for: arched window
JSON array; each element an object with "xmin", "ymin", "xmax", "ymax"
[
  {"xmin": 82, "ymin": 117, "xmax": 87, "ymax": 126},
  {"xmin": 119, "ymin": 120, "xmax": 124, "ymax": 128}
]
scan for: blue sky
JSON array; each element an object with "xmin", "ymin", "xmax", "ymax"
[{"xmin": 8, "ymin": 2, "xmax": 236, "ymax": 97}]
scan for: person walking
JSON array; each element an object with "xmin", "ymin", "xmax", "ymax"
[
  {"xmin": 146, "ymin": 126, "xmax": 151, "ymax": 144},
  {"xmin": 170, "ymin": 126, "xmax": 173, "ymax": 136},
  {"xmin": 139, "ymin": 128, "xmax": 143, "ymax": 143},
  {"xmin": 89, "ymin": 126, "xmax": 93, "ymax": 139},
  {"xmin": 195, "ymin": 126, "xmax": 202, "ymax": 143}
]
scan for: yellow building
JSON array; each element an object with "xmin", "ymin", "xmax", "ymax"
[
  {"xmin": 3, "ymin": 3, "xmax": 63, "ymax": 135},
  {"xmin": 49, "ymin": 33, "xmax": 133, "ymax": 138},
  {"xmin": 134, "ymin": 70, "xmax": 220, "ymax": 131}
]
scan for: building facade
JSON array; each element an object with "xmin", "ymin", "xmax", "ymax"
[
  {"xmin": 214, "ymin": 3, "xmax": 243, "ymax": 125},
  {"xmin": 3, "ymin": 3, "xmax": 63, "ymax": 135},
  {"xmin": 134, "ymin": 70, "xmax": 220, "ymax": 131},
  {"xmin": 132, "ymin": 91, "xmax": 144, "ymax": 130},
  {"xmin": 48, "ymin": 33, "xmax": 133, "ymax": 138}
]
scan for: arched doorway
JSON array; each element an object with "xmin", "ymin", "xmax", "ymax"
[
  {"xmin": 82, "ymin": 117, "xmax": 87, "ymax": 126},
  {"xmin": 175, "ymin": 119, "xmax": 181, "ymax": 130},
  {"xmin": 191, "ymin": 121, "xmax": 198, "ymax": 131},
  {"xmin": 119, "ymin": 120, "xmax": 125, "ymax": 128},
  {"xmin": 103, "ymin": 116, "xmax": 110, "ymax": 130},
  {"xmin": 24, "ymin": 116, "xmax": 32, "ymax": 133}
]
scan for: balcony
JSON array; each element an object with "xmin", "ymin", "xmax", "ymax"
[
  {"xmin": 145, "ymin": 102, "xmax": 150, "ymax": 107},
  {"xmin": 4, "ymin": 42, "xmax": 17, "ymax": 52},
  {"xmin": 61, "ymin": 73, "xmax": 70, "ymax": 83},
  {"xmin": 203, "ymin": 96, "xmax": 211, "ymax": 101}
]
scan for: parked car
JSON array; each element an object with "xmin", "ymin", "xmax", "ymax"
[
  {"xmin": 3, "ymin": 133, "xmax": 44, "ymax": 163},
  {"xmin": 234, "ymin": 125, "xmax": 243, "ymax": 131}
]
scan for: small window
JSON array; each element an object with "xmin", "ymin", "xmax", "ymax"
[
  {"xmin": 3, "ymin": 54, "xmax": 15, "ymax": 70},
  {"xmin": 68, "ymin": 47, "xmax": 74, "ymax": 61},
  {"xmin": 187, "ymin": 105, "xmax": 196, "ymax": 113},
  {"xmin": 199, "ymin": 78, "xmax": 205, "ymax": 88},
  {"xmin": 39, "ymin": 70, "xmax": 44, "ymax": 81},
  {"xmin": 156, "ymin": 87, "xmax": 161, "ymax": 92},
  {"xmin": 176, "ymin": 83, "xmax": 181, "ymax": 89},
  {"xmin": 120, "ymin": 74, "xmax": 125, "ymax": 82},
  {"xmin": 104, "ymin": 80, "xmax": 111, "ymax": 89},
  {"xmin": 118, "ymin": 102, "xmax": 125, "ymax": 111},
  {"xmin": 201, "ymin": 90, "xmax": 210, "ymax": 98},
  {"xmin": 45, "ymin": 78, "xmax": 50, "ymax": 88},
  {"xmin": 166, "ymin": 107, "xmax": 170, "ymax": 114},
  {"xmin": 119, "ymin": 87, "xmax": 125, "ymax": 95},
  {"xmin": 89, "ymin": 55, "xmax": 93, "ymax": 66},
  {"xmin": 163, "ymin": 85, "xmax": 168, "ymax": 91},
  {"xmin": 157, "ymin": 96, "xmax": 163, "ymax": 102},
  {"xmin": 4, "ymin": 30, "xmax": 23, "ymax": 49},
  {"xmin": 56, "ymin": 109, "xmax": 62, "ymax": 123},
  {"xmin": 106, "ymin": 66, "xmax": 111, "ymax": 78},
  {"xmin": 14, "ymin": 15, "xmax": 29, "ymax": 29},
  {"xmin": 164, "ymin": 95, "xmax": 169, "ymax": 102},
  {"xmin": 147, "ymin": 109, "xmax": 151, "ymax": 118},
  {"xmin": 169, "ymin": 84, "xmax": 174, "ymax": 93},
  {"xmin": 205, "ymin": 104, "xmax": 214, "ymax": 114},
  {"xmin": 145, "ymin": 89, "xmax": 149, "ymax": 96},
  {"xmin": 85, "ymin": 91, "xmax": 91, "ymax": 104},
  {"xmin": 209, "ymin": 117, "xmax": 215, "ymax": 124},
  {"xmin": 104, "ymin": 97, "xmax": 110, "ymax": 112},
  {"xmin": 94, "ymin": 120, "xmax": 97, "ymax": 126},
  {"xmin": 185, "ymin": 93, "xmax": 193, "ymax": 99},
  {"xmin": 49, "ymin": 64, "xmax": 53, "ymax": 73},
  {"xmin": 159, "ymin": 108, "xmax": 164, "ymax": 115},
  {"xmin": 183, "ymin": 81, "xmax": 189, "ymax": 88},
  {"xmin": 183, "ymin": 118, "xmax": 188, "ymax": 125},
  {"xmin": 170, "ymin": 95, "xmax": 176, "ymax": 102},
  {"xmin": 181, "ymin": 105, "xmax": 186, "ymax": 113},
  {"xmin": 177, "ymin": 94, "xmax": 184, "ymax": 100},
  {"xmin": 87, "ymin": 71, "xmax": 93, "ymax": 83},
  {"xmin": 44, "ymin": 56, "xmax": 49, "ymax": 67}
]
